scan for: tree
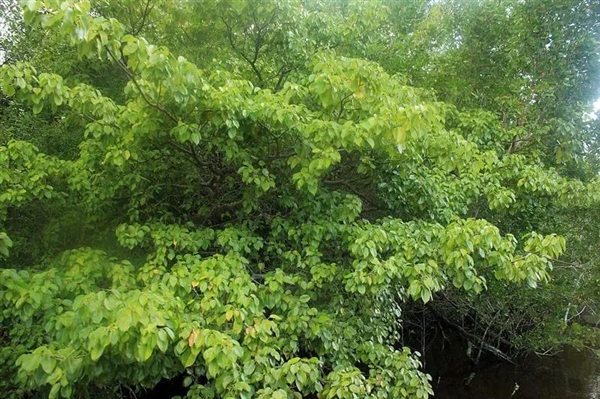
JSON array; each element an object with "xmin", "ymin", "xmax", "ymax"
[{"xmin": 0, "ymin": 0, "xmax": 598, "ymax": 398}]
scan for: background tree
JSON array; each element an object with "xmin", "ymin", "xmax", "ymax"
[{"xmin": 0, "ymin": 0, "xmax": 599, "ymax": 398}]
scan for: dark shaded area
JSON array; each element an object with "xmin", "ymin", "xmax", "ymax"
[
  {"xmin": 135, "ymin": 375, "xmax": 188, "ymax": 399},
  {"xmin": 427, "ymin": 338, "xmax": 600, "ymax": 399}
]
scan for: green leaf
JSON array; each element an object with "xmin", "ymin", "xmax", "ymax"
[
  {"xmin": 157, "ymin": 329, "xmax": 169, "ymax": 353},
  {"xmin": 90, "ymin": 344, "xmax": 104, "ymax": 361},
  {"xmin": 181, "ymin": 349, "xmax": 199, "ymax": 368},
  {"xmin": 122, "ymin": 42, "xmax": 138, "ymax": 56},
  {"xmin": 243, "ymin": 361, "xmax": 256, "ymax": 376},
  {"xmin": 41, "ymin": 356, "xmax": 57, "ymax": 374},
  {"xmin": 32, "ymin": 102, "xmax": 43, "ymax": 114},
  {"xmin": 272, "ymin": 390, "xmax": 287, "ymax": 399}
]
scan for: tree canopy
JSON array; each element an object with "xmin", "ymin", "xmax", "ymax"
[{"xmin": 1, "ymin": 0, "xmax": 599, "ymax": 398}]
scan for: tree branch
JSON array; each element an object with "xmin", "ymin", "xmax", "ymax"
[
  {"xmin": 131, "ymin": 0, "xmax": 154, "ymax": 36},
  {"xmin": 106, "ymin": 46, "xmax": 179, "ymax": 123}
]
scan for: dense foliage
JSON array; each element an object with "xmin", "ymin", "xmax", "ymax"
[{"xmin": 0, "ymin": 0, "xmax": 599, "ymax": 397}]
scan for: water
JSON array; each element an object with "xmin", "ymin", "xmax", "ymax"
[{"xmin": 428, "ymin": 342, "xmax": 600, "ymax": 399}]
